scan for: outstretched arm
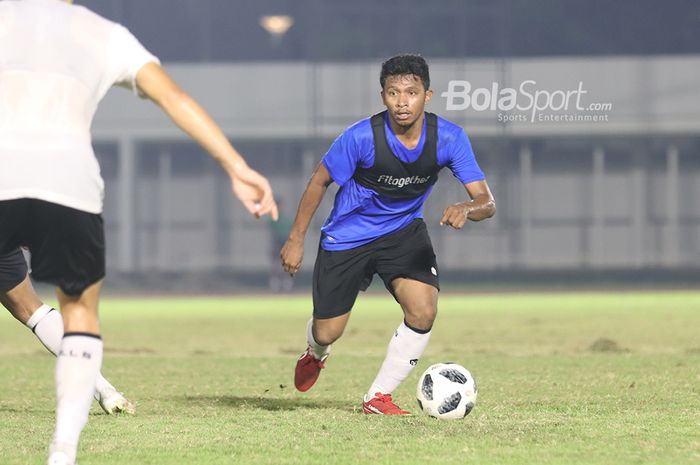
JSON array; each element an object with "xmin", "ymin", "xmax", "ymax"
[
  {"xmin": 440, "ymin": 180, "xmax": 496, "ymax": 229},
  {"xmin": 280, "ymin": 162, "xmax": 333, "ymax": 275},
  {"xmin": 135, "ymin": 62, "xmax": 278, "ymax": 220}
]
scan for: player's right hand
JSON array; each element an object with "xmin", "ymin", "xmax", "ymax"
[
  {"xmin": 280, "ymin": 238, "xmax": 304, "ymax": 276},
  {"xmin": 230, "ymin": 165, "xmax": 279, "ymax": 220}
]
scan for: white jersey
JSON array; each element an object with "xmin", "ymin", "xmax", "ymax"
[{"xmin": 0, "ymin": 0, "xmax": 159, "ymax": 213}]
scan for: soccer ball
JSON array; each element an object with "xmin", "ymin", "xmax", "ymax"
[{"xmin": 416, "ymin": 362, "xmax": 477, "ymax": 419}]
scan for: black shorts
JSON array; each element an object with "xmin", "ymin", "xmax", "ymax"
[
  {"xmin": 0, "ymin": 248, "xmax": 28, "ymax": 292},
  {"xmin": 0, "ymin": 199, "xmax": 105, "ymax": 296},
  {"xmin": 312, "ymin": 219, "xmax": 439, "ymax": 319}
]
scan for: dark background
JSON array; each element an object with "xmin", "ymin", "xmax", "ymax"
[{"xmin": 80, "ymin": 0, "xmax": 699, "ymax": 61}]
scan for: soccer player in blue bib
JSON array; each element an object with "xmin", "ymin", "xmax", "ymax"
[{"xmin": 281, "ymin": 55, "xmax": 495, "ymax": 415}]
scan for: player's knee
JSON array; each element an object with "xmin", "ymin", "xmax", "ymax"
[
  {"xmin": 313, "ymin": 323, "xmax": 344, "ymax": 345},
  {"xmin": 404, "ymin": 305, "xmax": 437, "ymax": 331}
]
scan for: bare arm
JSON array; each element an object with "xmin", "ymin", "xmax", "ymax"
[
  {"xmin": 135, "ymin": 62, "xmax": 277, "ymax": 220},
  {"xmin": 440, "ymin": 180, "xmax": 496, "ymax": 229},
  {"xmin": 280, "ymin": 163, "xmax": 333, "ymax": 275}
]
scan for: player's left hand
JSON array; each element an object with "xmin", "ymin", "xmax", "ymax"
[
  {"xmin": 440, "ymin": 202, "xmax": 472, "ymax": 229},
  {"xmin": 230, "ymin": 165, "xmax": 279, "ymax": 220}
]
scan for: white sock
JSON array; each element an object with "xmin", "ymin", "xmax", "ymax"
[
  {"xmin": 367, "ymin": 321, "xmax": 431, "ymax": 398},
  {"xmin": 50, "ymin": 333, "xmax": 103, "ymax": 463},
  {"xmin": 306, "ymin": 319, "xmax": 331, "ymax": 360},
  {"xmin": 27, "ymin": 304, "xmax": 62, "ymax": 355},
  {"xmin": 26, "ymin": 305, "xmax": 115, "ymax": 399}
]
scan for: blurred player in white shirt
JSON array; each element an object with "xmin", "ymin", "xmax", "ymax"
[{"xmin": 0, "ymin": 1, "xmax": 278, "ymax": 464}]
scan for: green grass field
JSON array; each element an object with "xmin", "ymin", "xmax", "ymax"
[{"xmin": 0, "ymin": 291, "xmax": 698, "ymax": 465}]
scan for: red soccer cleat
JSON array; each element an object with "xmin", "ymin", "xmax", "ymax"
[
  {"xmin": 294, "ymin": 347, "xmax": 327, "ymax": 392},
  {"xmin": 362, "ymin": 392, "xmax": 411, "ymax": 415}
]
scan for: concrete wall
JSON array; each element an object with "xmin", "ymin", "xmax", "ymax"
[{"xmin": 90, "ymin": 56, "xmax": 700, "ymax": 273}]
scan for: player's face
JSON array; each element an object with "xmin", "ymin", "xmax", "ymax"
[{"xmin": 381, "ymin": 75, "xmax": 433, "ymax": 128}]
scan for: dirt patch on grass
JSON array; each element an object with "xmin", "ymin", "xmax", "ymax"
[{"xmin": 588, "ymin": 338, "xmax": 628, "ymax": 353}]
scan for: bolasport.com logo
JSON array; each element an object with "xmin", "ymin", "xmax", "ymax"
[{"xmin": 441, "ymin": 80, "xmax": 612, "ymax": 123}]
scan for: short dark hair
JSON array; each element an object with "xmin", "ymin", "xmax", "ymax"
[{"xmin": 380, "ymin": 54, "xmax": 430, "ymax": 90}]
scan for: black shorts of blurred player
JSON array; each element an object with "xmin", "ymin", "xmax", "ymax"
[
  {"xmin": 0, "ymin": 198, "xmax": 105, "ymax": 334},
  {"xmin": 0, "ymin": 199, "xmax": 105, "ymax": 295}
]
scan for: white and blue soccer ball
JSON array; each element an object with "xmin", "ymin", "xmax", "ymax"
[{"xmin": 416, "ymin": 362, "xmax": 477, "ymax": 420}]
